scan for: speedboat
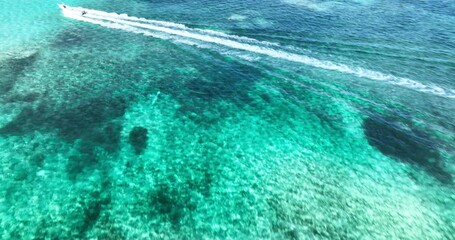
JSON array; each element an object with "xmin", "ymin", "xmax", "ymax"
[
  {"xmin": 58, "ymin": 3, "xmax": 67, "ymax": 10},
  {"xmin": 58, "ymin": 4, "xmax": 88, "ymax": 17}
]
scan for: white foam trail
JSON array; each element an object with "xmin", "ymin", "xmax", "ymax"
[
  {"xmin": 62, "ymin": 6, "xmax": 278, "ymax": 47},
  {"xmin": 60, "ymin": 6, "xmax": 455, "ymax": 99},
  {"xmin": 61, "ymin": 8, "xmax": 176, "ymax": 41}
]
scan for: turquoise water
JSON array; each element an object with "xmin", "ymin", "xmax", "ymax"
[{"xmin": 1, "ymin": 0, "xmax": 454, "ymax": 239}]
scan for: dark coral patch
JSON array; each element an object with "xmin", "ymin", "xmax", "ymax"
[
  {"xmin": 66, "ymin": 153, "xmax": 98, "ymax": 181},
  {"xmin": 0, "ymin": 97, "xmax": 127, "ymax": 141},
  {"xmin": 54, "ymin": 97, "xmax": 128, "ymax": 140},
  {"xmin": 152, "ymin": 54, "xmax": 261, "ymax": 126},
  {"xmin": 52, "ymin": 27, "xmax": 93, "ymax": 48},
  {"xmin": 182, "ymin": 60, "xmax": 259, "ymax": 105},
  {"xmin": 30, "ymin": 153, "xmax": 46, "ymax": 168},
  {"xmin": 363, "ymin": 114, "xmax": 452, "ymax": 184},
  {"xmin": 0, "ymin": 106, "xmax": 38, "ymax": 135},
  {"xmin": 0, "ymin": 52, "xmax": 38, "ymax": 94},
  {"xmin": 91, "ymin": 123, "xmax": 123, "ymax": 153},
  {"xmin": 79, "ymin": 190, "xmax": 111, "ymax": 237},
  {"xmin": 129, "ymin": 127, "xmax": 148, "ymax": 155},
  {"xmin": 4, "ymin": 92, "xmax": 41, "ymax": 103},
  {"xmin": 147, "ymin": 184, "xmax": 189, "ymax": 227}
]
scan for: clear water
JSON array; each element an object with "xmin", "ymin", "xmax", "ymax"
[{"xmin": 0, "ymin": 0, "xmax": 454, "ymax": 239}]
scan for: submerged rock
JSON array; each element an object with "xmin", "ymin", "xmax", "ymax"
[{"xmin": 129, "ymin": 127, "xmax": 148, "ymax": 155}]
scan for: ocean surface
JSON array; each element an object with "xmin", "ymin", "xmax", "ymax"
[{"xmin": 1, "ymin": 0, "xmax": 454, "ymax": 239}]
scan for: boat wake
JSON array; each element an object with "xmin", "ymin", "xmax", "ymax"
[{"xmin": 59, "ymin": 5, "xmax": 455, "ymax": 99}]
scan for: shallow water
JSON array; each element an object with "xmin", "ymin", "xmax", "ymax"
[{"xmin": 0, "ymin": 0, "xmax": 454, "ymax": 239}]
